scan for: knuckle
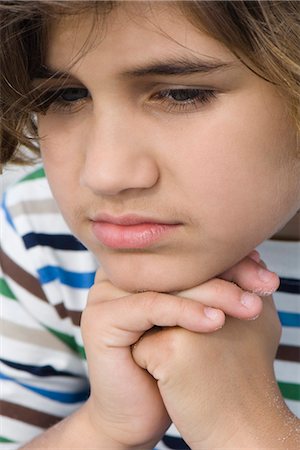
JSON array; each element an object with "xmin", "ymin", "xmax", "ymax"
[
  {"xmin": 81, "ymin": 295, "xmax": 109, "ymax": 332},
  {"xmin": 158, "ymin": 327, "xmax": 189, "ymax": 359},
  {"xmin": 143, "ymin": 328, "xmax": 187, "ymax": 380},
  {"xmin": 176, "ymin": 296, "xmax": 192, "ymax": 319},
  {"xmin": 138, "ymin": 290, "xmax": 161, "ymax": 316}
]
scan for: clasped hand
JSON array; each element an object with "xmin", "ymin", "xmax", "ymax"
[{"xmin": 81, "ymin": 252, "xmax": 283, "ymax": 449}]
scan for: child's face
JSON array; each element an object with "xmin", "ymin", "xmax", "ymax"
[{"xmin": 37, "ymin": 3, "xmax": 299, "ymax": 292}]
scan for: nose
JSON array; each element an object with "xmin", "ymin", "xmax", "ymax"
[{"xmin": 80, "ymin": 114, "xmax": 159, "ymax": 196}]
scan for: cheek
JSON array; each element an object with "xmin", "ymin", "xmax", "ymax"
[
  {"xmin": 38, "ymin": 113, "xmax": 89, "ymax": 181},
  {"xmin": 167, "ymin": 96, "xmax": 298, "ymax": 240},
  {"xmin": 38, "ymin": 116, "xmax": 86, "ymax": 223}
]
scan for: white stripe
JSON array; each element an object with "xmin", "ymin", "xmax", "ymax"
[
  {"xmin": 1, "ymin": 336, "xmax": 86, "ymax": 375},
  {"xmin": 5, "ymin": 177, "xmax": 52, "ymax": 205},
  {"xmin": 13, "ymin": 213, "xmax": 70, "ymax": 236},
  {"xmin": 0, "ymin": 443, "xmax": 21, "ymax": 450},
  {"xmin": 6, "ymin": 278, "xmax": 77, "ymax": 334},
  {"xmin": 1, "ymin": 297, "xmax": 44, "ymax": 329},
  {"xmin": 73, "ymin": 327, "xmax": 85, "ymax": 347},
  {"xmin": 28, "ymin": 245, "xmax": 98, "ymax": 273},
  {"xmin": 257, "ymin": 240, "xmax": 300, "ymax": 279},
  {"xmin": 1, "ymin": 361, "xmax": 88, "ymax": 393},
  {"xmin": 1, "ymin": 216, "xmax": 38, "ymax": 278},
  {"xmin": 35, "ymin": 278, "xmax": 88, "ymax": 311},
  {"xmin": 281, "ymin": 327, "xmax": 300, "ymax": 347},
  {"xmin": 165, "ymin": 423, "xmax": 181, "ymax": 438},
  {"xmin": 2, "ymin": 379, "xmax": 85, "ymax": 417},
  {"xmin": 1, "ymin": 416, "xmax": 42, "ymax": 445},
  {"xmin": 274, "ymin": 360, "xmax": 300, "ymax": 384},
  {"xmin": 285, "ymin": 399, "xmax": 300, "ymax": 418},
  {"xmin": 274, "ymin": 291, "xmax": 300, "ymax": 314}
]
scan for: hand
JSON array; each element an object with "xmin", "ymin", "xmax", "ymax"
[
  {"xmin": 80, "ymin": 252, "xmax": 279, "ymax": 449},
  {"xmin": 132, "ymin": 299, "xmax": 299, "ymax": 449}
]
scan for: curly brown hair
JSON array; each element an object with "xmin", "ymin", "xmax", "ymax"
[{"xmin": 0, "ymin": 1, "xmax": 299, "ymax": 169}]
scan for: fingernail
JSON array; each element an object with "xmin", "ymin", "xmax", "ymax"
[
  {"xmin": 248, "ymin": 314, "xmax": 260, "ymax": 321},
  {"xmin": 254, "ymin": 288, "xmax": 276, "ymax": 296},
  {"xmin": 241, "ymin": 292, "xmax": 258, "ymax": 309},
  {"xmin": 258, "ymin": 267, "xmax": 274, "ymax": 282},
  {"xmin": 204, "ymin": 307, "xmax": 220, "ymax": 321}
]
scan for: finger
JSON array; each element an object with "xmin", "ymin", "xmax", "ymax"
[
  {"xmin": 219, "ymin": 253, "xmax": 280, "ymax": 296},
  {"xmin": 248, "ymin": 250, "xmax": 261, "ymax": 263},
  {"xmin": 90, "ymin": 279, "xmax": 129, "ymax": 302},
  {"xmin": 85, "ymin": 291, "xmax": 225, "ymax": 349},
  {"xmin": 178, "ymin": 278, "xmax": 263, "ymax": 320}
]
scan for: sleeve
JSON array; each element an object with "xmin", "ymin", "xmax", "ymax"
[{"xmin": 0, "ymin": 196, "xmax": 89, "ymax": 449}]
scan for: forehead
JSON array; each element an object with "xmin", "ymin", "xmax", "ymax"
[{"xmin": 45, "ymin": 2, "xmax": 236, "ymax": 74}]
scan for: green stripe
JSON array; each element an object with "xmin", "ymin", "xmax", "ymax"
[
  {"xmin": 0, "ymin": 436, "xmax": 16, "ymax": 443},
  {"xmin": 18, "ymin": 167, "xmax": 45, "ymax": 183},
  {"xmin": 278, "ymin": 381, "xmax": 300, "ymax": 401},
  {"xmin": 46, "ymin": 326, "xmax": 86, "ymax": 359},
  {"xmin": 0, "ymin": 278, "xmax": 17, "ymax": 300}
]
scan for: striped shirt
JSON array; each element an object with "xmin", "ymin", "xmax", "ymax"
[{"xmin": 1, "ymin": 166, "xmax": 299, "ymax": 449}]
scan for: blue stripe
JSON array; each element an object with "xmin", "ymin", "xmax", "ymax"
[
  {"xmin": 23, "ymin": 232, "xmax": 87, "ymax": 251},
  {"xmin": 1, "ymin": 193, "xmax": 16, "ymax": 230},
  {"xmin": 278, "ymin": 311, "xmax": 300, "ymax": 328},
  {"xmin": 0, "ymin": 358, "xmax": 79, "ymax": 378},
  {"xmin": 162, "ymin": 435, "xmax": 190, "ymax": 449},
  {"xmin": 0, "ymin": 372, "xmax": 89, "ymax": 403},
  {"xmin": 37, "ymin": 265, "xmax": 95, "ymax": 288},
  {"xmin": 278, "ymin": 277, "xmax": 300, "ymax": 295}
]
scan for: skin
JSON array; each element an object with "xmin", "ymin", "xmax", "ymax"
[
  {"xmin": 37, "ymin": 3, "xmax": 300, "ymax": 294},
  {"xmin": 24, "ymin": 3, "xmax": 300, "ymax": 449}
]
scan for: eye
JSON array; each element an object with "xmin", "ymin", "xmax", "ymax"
[
  {"xmin": 36, "ymin": 87, "xmax": 90, "ymax": 114},
  {"xmin": 151, "ymin": 88, "xmax": 217, "ymax": 113}
]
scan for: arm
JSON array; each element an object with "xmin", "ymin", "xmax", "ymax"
[{"xmin": 20, "ymin": 406, "xmax": 145, "ymax": 450}]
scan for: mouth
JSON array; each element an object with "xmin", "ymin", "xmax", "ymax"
[{"xmin": 90, "ymin": 213, "xmax": 182, "ymax": 249}]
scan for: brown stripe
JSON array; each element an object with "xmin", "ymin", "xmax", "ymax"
[
  {"xmin": 276, "ymin": 344, "xmax": 300, "ymax": 363},
  {"xmin": 1, "ymin": 400, "xmax": 62, "ymax": 429},
  {"xmin": 55, "ymin": 303, "xmax": 82, "ymax": 327},
  {"xmin": 0, "ymin": 248, "xmax": 47, "ymax": 301},
  {"xmin": 1, "ymin": 319, "xmax": 76, "ymax": 354}
]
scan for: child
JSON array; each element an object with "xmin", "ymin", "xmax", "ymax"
[{"xmin": 1, "ymin": 1, "xmax": 299, "ymax": 448}]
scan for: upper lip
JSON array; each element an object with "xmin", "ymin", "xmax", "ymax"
[{"xmin": 91, "ymin": 213, "xmax": 180, "ymax": 226}]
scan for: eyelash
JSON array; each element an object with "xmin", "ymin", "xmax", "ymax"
[
  {"xmin": 36, "ymin": 86, "xmax": 217, "ymax": 115},
  {"xmin": 37, "ymin": 87, "xmax": 89, "ymax": 114},
  {"xmin": 151, "ymin": 88, "xmax": 217, "ymax": 113}
]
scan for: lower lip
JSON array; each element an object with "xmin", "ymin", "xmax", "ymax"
[{"xmin": 92, "ymin": 222, "xmax": 179, "ymax": 249}]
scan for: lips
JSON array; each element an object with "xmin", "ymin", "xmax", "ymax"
[{"xmin": 91, "ymin": 214, "xmax": 181, "ymax": 249}]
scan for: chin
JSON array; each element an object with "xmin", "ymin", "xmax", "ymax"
[
  {"xmin": 94, "ymin": 247, "xmax": 231, "ymax": 294},
  {"xmin": 110, "ymin": 275, "xmax": 190, "ymax": 293},
  {"xmin": 103, "ymin": 262, "xmax": 210, "ymax": 294}
]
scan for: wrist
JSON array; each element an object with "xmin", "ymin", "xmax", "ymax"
[
  {"xmin": 84, "ymin": 399, "xmax": 157, "ymax": 450},
  {"xmin": 189, "ymin": 379, "xmax": 299, "ymax": 449},
  {"xmin": 22, "ymin": 402, "xmax": 153, "ymax": 450}
]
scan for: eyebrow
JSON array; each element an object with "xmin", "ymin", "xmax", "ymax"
[
  {"xmin": 121, "ymin": 57, "xmax": 235, "ymax": 78},
  {"xmin": 33, "ymin": 57, "xmax": 235, "ymax": 81}
]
